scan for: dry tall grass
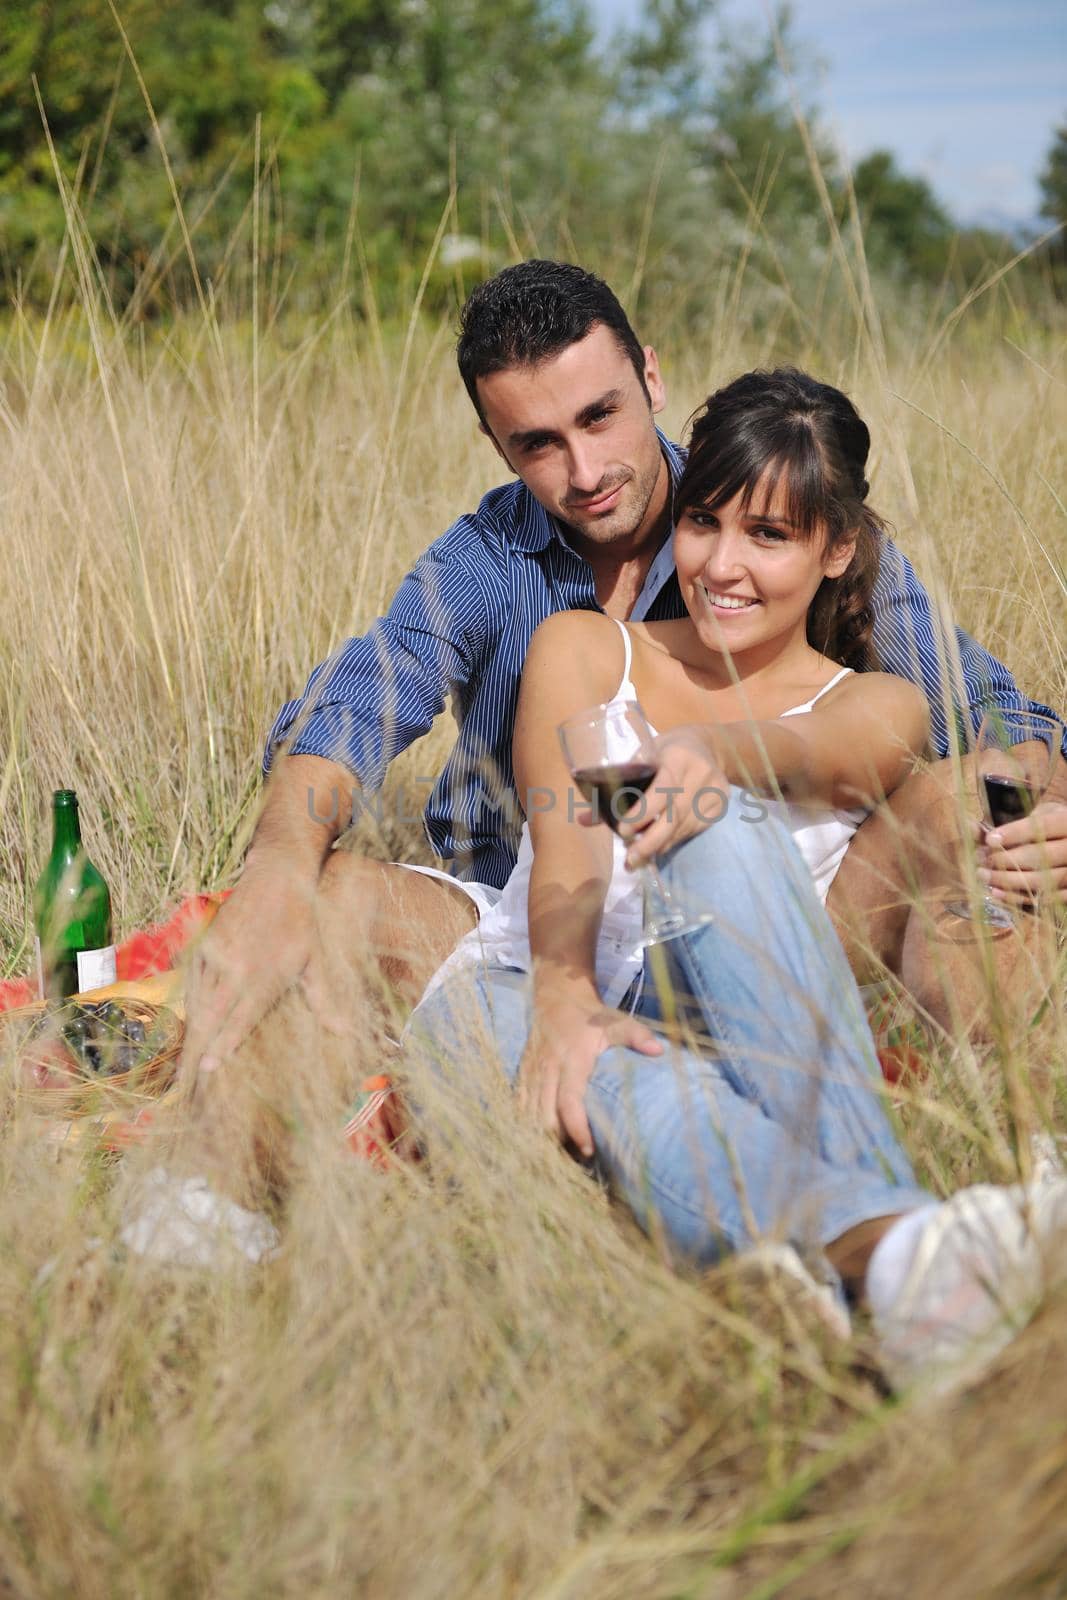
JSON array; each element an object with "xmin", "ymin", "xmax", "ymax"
[{"xmin": 1, "ymin": 260, "xmax": 1066, "ymax": 1598}]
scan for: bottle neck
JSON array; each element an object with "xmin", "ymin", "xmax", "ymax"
[{"xmin": 50, "ymin": 797, "xmax": 83, "ymax": 859}]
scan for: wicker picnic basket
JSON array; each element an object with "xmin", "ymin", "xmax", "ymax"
[{"xmin": 3, "ymin": 990, "xmax": 184, "ymax": 1119}]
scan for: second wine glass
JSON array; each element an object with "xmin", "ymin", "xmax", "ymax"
[
  {"xmin": 949, "ymin": 707, "xmax": 1061, "ymax": 927},
  {"xmin": 557, "ymin": 699, "xmax": 714, "ymax": 948}
]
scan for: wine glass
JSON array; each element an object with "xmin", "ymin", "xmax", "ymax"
[
  {"xmin": 949, "ymin": 707, "xmax": 1061, "ymax": 927},
  {"xmin": 557, "ymin": 700, "xmax": 715, "ymax": 947}
]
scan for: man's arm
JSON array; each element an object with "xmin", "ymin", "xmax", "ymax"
[
  {"xmin": 181, "ymin": 753, "xmax": 357, "ymax": 1081},
  {"xmin": 872, "ymin": 536, "xmax": 1065, "ymax": 756},
  {"xmin": 182, "ymin": 526, "xmax": 500, "ymax": 1081},
  {"xmin": 264, "ymin": 531, "xmax": 496, "ymax": 785},
  {"xmin": 874, "ymin": 535, "xmax": 1067, "ymax": 901}
]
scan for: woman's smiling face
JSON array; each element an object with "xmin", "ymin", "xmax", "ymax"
[{"xmin": 673, "ymin": 468, "xmax": 856, "ymax": 657}]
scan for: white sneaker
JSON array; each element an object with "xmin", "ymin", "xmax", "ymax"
[
  {"xmin": 730, "ymin": 1242, "xmax": 852, "ymax": 1343},
  {"xmin": 119, "ymin": 1166, "xmax": 280, "ymax": 1269},
  {"xmin": 870, "ymin": 1181, "xmax": 1067, "ymax": 1396}
]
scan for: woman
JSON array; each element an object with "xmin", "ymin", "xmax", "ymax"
[{"xmin": 405, "ymin": 368, "xmax": 1067, "ymax": 1394}]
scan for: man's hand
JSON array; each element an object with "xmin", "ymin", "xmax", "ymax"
[
  {"xmin": 517, "ymin": 983, "xmax": 662, "ymax": 1157},
  {"xmin": 609, "ymin": 726, "xmax": 731, "ymax": 869},
  {"xmin": 180, "ymin": 863, "xmax": 317, "ymax": 1089},
  {"xmin": 179, "ymin": 752, "xmax": 355, "ymax": 1090},
  {"xmin": 976, "ymin": 799, "xmax": 1067, "ymax": 906}
]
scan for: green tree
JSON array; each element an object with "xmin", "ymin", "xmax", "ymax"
[
  {"xmin": 703, "ymin": 10, "xmax": 836, "ymax": 223},
  {"xmin": 1038, "ymin": 118, "xmax": 1067, "ymax": 227},
  {"xmin": 851, "ymin": 148, "xmax": 953, "ymax": 278},
  {"xmin": 0, "ymin": 0, "xmax": 1011, "ymax": 318},
  {"xmin": 0, "ymin": 1, "xmax": 343, "ymax": 295}
]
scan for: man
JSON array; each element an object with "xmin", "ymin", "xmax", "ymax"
[{"xmin": 181, "ymin": 259, "xmax": 1067, "ymax": 1092}]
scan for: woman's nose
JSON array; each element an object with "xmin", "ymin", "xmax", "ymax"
[{"xmin": 704, "ymin": 529, "xmax": 747, "ymax": 583}]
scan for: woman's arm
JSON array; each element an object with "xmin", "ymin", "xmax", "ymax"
[
  {"xmin": 705, "ymin": 672, "xmax": 931, "ymax": 810},
  {"xmin": 512, "ymin": 613, "xmax": 664, "ymax": 1153},
  {"xmin": 513, "ymin": 614, "xmax": 617, "ymax": 993},
  {"xmin": 622, "ymin": 671, "xmax": 930, "ymax": 868}
]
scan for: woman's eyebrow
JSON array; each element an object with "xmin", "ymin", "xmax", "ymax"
[{"xmin": 745, "ymin": 509, "xmax": 796, "ymax": 527}]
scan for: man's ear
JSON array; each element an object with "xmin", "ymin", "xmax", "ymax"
[
  {"xmin": 643, "ymin": 346, "xmax": 667, "ymax": 416},
  {"xmin": 825, "ymin": 534, "xmax": 858, "ymax": 580}
]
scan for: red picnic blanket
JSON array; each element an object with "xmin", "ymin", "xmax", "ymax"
[
  {"xmin": 2, "ymin": 891, "xmax": 405, "ymax": 1165},
  {"xmin": 0, "ymin": 892, "xmax": 230, "ymax": 1013},
  {"xmin": 3, "ymin": 894, "xmax": 918, "ymax": 1163}
]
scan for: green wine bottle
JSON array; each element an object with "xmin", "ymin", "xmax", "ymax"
[{"xmin": 33, "ymin": 789, "xmax": 117, "ymax": 1002}]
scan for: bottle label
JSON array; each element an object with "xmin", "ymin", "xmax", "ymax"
[{"xmin": 76, "ymin": 944, "xmax": 117, "ymax": 993}]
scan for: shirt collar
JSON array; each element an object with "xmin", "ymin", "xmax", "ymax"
[{"xmin": 510, "ymin": 429, "xmax": 686, "ymax": 555}]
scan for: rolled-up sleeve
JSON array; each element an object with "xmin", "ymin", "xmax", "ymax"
[
  {"xmin": 873, "ymin": 537, "xmax": 1066, "ymax": 757},
  {"xmin": 264, "ymin": 527, "xmax": 495, "ymax": 788}
]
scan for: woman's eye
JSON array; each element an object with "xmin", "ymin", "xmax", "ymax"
[
  {"xmin": 753, "ymin": 525, "xmax": 788, "ymax": 543},
  {"xmin": 684, "ymin": 509, "xmax": 717, "ymax": 528}
]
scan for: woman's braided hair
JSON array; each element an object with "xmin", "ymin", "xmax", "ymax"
[{"xmin": 677, "ymin": 367, "xmax": 885, "ymax": 671}]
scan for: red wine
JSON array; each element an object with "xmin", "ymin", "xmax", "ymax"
[
  {"xmin": 573, "ymin": 762, "xmax": 657, "ymax": 834},
  {"xmin": 983, "ymin": 773, "xmax": 1039, "ymax": 829}
]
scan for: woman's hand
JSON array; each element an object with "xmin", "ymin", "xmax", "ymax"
[
  {"xmin": 594, "ymin": 725, "xmax": 733, "ymax": 869},
  {"xmin": 517, "ymin": 981, "xmax": 663, "ymax": 1157}
]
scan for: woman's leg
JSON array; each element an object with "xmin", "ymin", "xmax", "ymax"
[
  {"xmin": 408, "ymin": 961, "xmax": 926, "ymax": 1268},
  {"xmin": 652, "ymin": 790, "xmax": 918, "ymax": 1192},
  {"xmin": 406, "ymin": 795, "xmax": 932, "ymax": 1267}
]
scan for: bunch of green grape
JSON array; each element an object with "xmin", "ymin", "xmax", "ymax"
[{"xmin": 46, "ymin": 1000, "xmax": 151, "ymax": 1076}]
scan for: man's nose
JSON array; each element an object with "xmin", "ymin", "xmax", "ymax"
[{"xmin": 566, "ymin": 437, "xmax": 605, "ymax": 495}]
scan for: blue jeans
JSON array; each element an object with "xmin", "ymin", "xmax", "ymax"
[{"xmin": 406, "ymin": 790, "xmax": 930, "ymax": 1267}]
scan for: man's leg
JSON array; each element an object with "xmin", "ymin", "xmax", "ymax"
[
  {"xmin": 169, "ymin": 853, "xmax": 478, "ymax": 1206},
  {"xmin": 827, "ymin": 759, "xmax": 964, "ymax": 982},
  {"xmin": 303, "ymin": 850, "xmax": 480, "ymax": 1041},
  {"xmin": 828, "ymin": 756, "xmax": 1062, "ymax": 1049}
]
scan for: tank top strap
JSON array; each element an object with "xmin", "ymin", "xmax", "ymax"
[
  {"xmin": 612, "ymin": 618, "xmax": 639, "ymax": 701},
  {"xmin": 808, "ymin": 665, "xmax": 853, "ymax": 706}
]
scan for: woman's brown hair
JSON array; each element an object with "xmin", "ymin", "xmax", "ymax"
[{"xmin": 677, "ymin": 367, "xmax": 885, "ymax": 670}]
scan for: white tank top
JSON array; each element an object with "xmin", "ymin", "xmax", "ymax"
[{"xmin": 438, "ymin": 622, "xmax": 867, "ymax": 1007}]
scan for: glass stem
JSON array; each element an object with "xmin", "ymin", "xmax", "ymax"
[{"xmin": 643, "ymin": 858, "xmax": 676, "ymax": 908}]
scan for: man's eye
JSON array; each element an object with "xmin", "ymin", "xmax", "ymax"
[
  {"xmin": 588, "ymin": 407, "xmax": 615, "ymax": 424},
  {"xmin": 523, "ymin": 437, "xmax": 552, "ymax": 454}
]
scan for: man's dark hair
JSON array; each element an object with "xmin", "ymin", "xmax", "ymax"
[{"xmin": 457, "ymin": 260, "xmax": 648, "ymax": 422}]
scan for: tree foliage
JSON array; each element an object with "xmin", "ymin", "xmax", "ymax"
[
  {"xmin": 851, "ymin": 149, "xmax": 953, "ymax": 278},
  {"xmin": 0, "ymin": 0, "xmax": 1042, "ymax": 314},
  {"xmin": 1038, "ymin": 119, "xmax": 1067, "ymax": 228}
]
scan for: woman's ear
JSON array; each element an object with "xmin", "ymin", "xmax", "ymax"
[{"xmin": 824, "ymin": 533, "xmax": 858, "ymax": 580}]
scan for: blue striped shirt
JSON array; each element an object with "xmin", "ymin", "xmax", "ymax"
[{"xmin": 266, "ymin": 434, "xmax": 1062, "ymax": 887}]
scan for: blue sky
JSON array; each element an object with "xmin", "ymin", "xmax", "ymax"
[{"xmin": 592, "ymin": 0, "xmax": 1066, "ymax": 227}]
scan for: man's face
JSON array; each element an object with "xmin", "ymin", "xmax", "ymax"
[{"xmin": 476, "ymin": 324, "xmax": 668, "ymax": 550}]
